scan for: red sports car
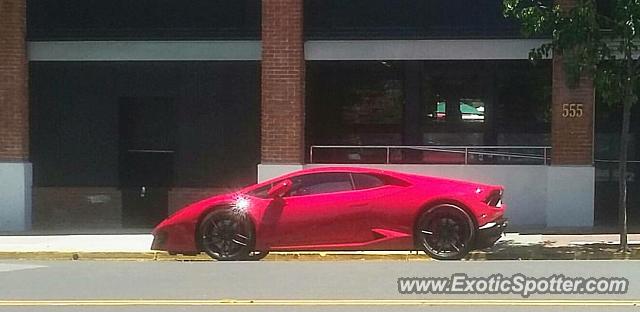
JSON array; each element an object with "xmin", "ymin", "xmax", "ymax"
[{"xmin": 151, "ymin": 167, "xmax": 507, "ymax": 260}]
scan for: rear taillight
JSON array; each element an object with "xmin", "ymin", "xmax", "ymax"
[{"xmin": 484, "ymin": 189, "xmax": 503, "ymax": 207}]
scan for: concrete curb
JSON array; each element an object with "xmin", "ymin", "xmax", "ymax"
[{"xmin": 0, "ymin": 248, "xmax": 639, "ymax": 261}]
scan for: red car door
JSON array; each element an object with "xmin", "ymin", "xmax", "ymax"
[{"xmin": 263, "ymin": 172, "xmax": 372, "ymax": 248}]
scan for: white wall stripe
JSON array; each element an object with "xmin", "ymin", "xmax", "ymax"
[
  {"xmin": 28, "ymin": 39, "xmax": 550, "ymax": 61},
  {"xmin": 305, "ymin": 39, "xmax": 550, "ymax": 60},
  {"xmin": 28, "ymin": 41, "xmax": 262, "ymax": 61}
]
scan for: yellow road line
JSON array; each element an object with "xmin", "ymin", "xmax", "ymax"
[{"xmin": 0, "ymin": 299, "xmax": 637, "ymax": 306}]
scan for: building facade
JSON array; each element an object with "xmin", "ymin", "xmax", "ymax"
[{"xmin": 1, "ymin": 0, "xmax": 629, "ymax": 231}]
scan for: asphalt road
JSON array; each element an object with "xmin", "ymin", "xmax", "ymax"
[{"xmin": 0, "ymin": 260, "xmax": 638, "ymax": 312}]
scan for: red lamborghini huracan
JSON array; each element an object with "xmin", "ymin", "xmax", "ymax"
[{"xmin": 151, "ymin": 167, "xmax": 507, "ymax": 260}]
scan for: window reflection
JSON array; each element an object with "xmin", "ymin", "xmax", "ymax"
[{"xmin": 429, "ymin": 99, "xmax": 485, "ymax": 122}]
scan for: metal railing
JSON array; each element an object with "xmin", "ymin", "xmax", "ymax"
[{"xmin": 309, "ymin": 145, "xmax": 552, "ymax": 165}]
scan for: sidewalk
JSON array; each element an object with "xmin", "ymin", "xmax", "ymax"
[{"xmin": 0, "ymin": 233, "xmax": 638, "ymax": 261}]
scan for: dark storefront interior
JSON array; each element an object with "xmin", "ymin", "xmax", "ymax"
[
  {"xmin": 594, "ymin": 95, "xmax": 640, "ymax": 226},
  {"xmin": 306, "ymin": 60, "xmax": 552, "ymax": 163},
  {"xmin": 30, "ymin": 62, "xmax": 260, "ymax": 227}
]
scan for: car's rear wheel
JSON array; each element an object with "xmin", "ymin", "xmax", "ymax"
[
  {"xmin": 416, "ymin": 204, "xmax": 475, "ymax": 260},
  {"xmin": 199, "ymin": 209, "xmax": 253, "ymax": 261}
]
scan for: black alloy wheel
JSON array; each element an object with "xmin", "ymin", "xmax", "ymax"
[
  {"xmin": 243, "ymin": 251, "xmax": 270, "ymax": 261},
  {"xmin": 416, "ymin": 204, "xmax": 475, "ymax": 260},
  {"xmin": 199, "ymin": 209, "xmax": 253, "ymax": 261}
]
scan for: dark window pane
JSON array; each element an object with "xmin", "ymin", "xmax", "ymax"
[
  {"xmin": 28, "ymin": 0, "xmax": 261, "ymax": 40},
  {"xmin": 247, "ymin": 184, "xmax": 273, "ymax": 199},
  {"xmin": 289, "ymin": 173, "xmax": 353, "ymax": 196},
  {"xmin": 306, "ymin": 60, "xmax": 552, "ymax": 164},
  {"xmin": 306, "ymin": 61, "xmax": 404, "ymax": 148},
  {"xmin": 353, "ymin": 173, "xmax": 385, "ymax": 190},
  {"xmin": 30, "ymin": 61, "xmax": 260, "ymax": 187},
  {"xmin": 305, "ymin": 0, "xmax": 521, "ymax": 39}
]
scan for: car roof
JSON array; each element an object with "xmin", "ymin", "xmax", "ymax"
[
  {"xmin": 295, "ymin": 166, "xmax": 390, "ymax": 175},
  {"xmin": 247, "ymin": 166, "xmax": 402, "ymax": 190},
  {"xmin": 301, "ymin": 166, "xmax": 370, "ymax": 172},
  {"xmin": 277, "ymin": 166, "xmax": 411, "ymax": 182},
  {"xmin": 241, "ymin": 166, "xmax": 429, "ymax": 194}
]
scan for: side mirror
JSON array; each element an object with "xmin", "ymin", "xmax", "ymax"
[{"xmin": 267, "ymin": 179, "xmax": 293, "ymax": 198}]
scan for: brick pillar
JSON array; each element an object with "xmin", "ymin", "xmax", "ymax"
[
  {"xmin": 0, "ymin": 0, "xmax": 31, "ymax": 231},
  {"xmin": 551, "ymin": 0, "xmax": 594, "ymax": 165},
  {"xmin": 261, "ymin": 0, "xmax": 305, "ymax": 164},
  {"xmin": 545, "ymin": 0, "xmax": 595, "ymax": 228},
  {"xmin": 0, "ymin": 0, "xmax": 28, "ymax": 161}
]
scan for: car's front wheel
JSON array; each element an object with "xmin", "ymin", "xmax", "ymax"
[
  {"xmin": 416, "ymin": 204, "xmax": 475, "ymax": 260},
  {"xmin": 243, "ymin": 251, "xmax": 269, "ymax": 261},
  {"xmin": 199, "ymin": 209, "xmax": 254, "ymax": 261}
]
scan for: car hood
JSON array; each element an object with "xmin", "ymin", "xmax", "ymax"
[{"xmin": 154, "ymin": 192, "xmax": 239, "ymax": 230}]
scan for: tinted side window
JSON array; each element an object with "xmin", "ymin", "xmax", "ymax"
[
  {"xmin": 247, "ymin": 183, "xmax": 273, "ymax": 199},
  {"xmin": 289, "ymin": 173, "xmax": 353, "ymax": 196},
  {"xmin": 352, "ymin": 173, "xmax": 385, "ymax": 190}
]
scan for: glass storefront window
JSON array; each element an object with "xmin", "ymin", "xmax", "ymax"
[
  {"xmin": 307, "ymin": 60, "xmax": 551, "ymax": 153},
  {"xmin": 28, "ymin": 0, "xmax": 261, "ymax": 40},
  {"xmin": 305, "ymin": 0, "xmax": 521, "ymax": 39},
  {"xmin": 306, "ymin": 61, "xmax": 404, "ymax": 147}
]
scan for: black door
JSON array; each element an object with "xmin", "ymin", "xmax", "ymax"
[{"xmin": 119, "ymin": 97, "xmax": 175, "ymax": 228}]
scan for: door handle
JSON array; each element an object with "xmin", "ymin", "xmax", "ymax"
[
  {"xmin": 140, "ymin": 186, "xmax": 146, "ymax": 198},
  {"xmin": 349, "ymin": 203, "xmax": 368, "ymax": 208}
]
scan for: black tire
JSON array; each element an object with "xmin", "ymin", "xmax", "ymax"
[
  {"xmin": 198, "ymin": 209, "xmax": 254, "ymax": 261},
  {"xmin": 242, "ymin": 251, "xmax": 269, "ymax": 261},
  {"xmin": 415, "ymin": 203, "xmax": 475, "ymax": 260}
]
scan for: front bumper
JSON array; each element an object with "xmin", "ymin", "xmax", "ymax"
[
  {"xmin": 150, "ymin": 221, "xmax": 200, "ymax": 255},
  {"xmin": 151, "ymin": 231, "xmax": 168, "ymax": 251},
  {"xmin": 475, "ymin": 217, "xmax": 508, "ymax": 249}
]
